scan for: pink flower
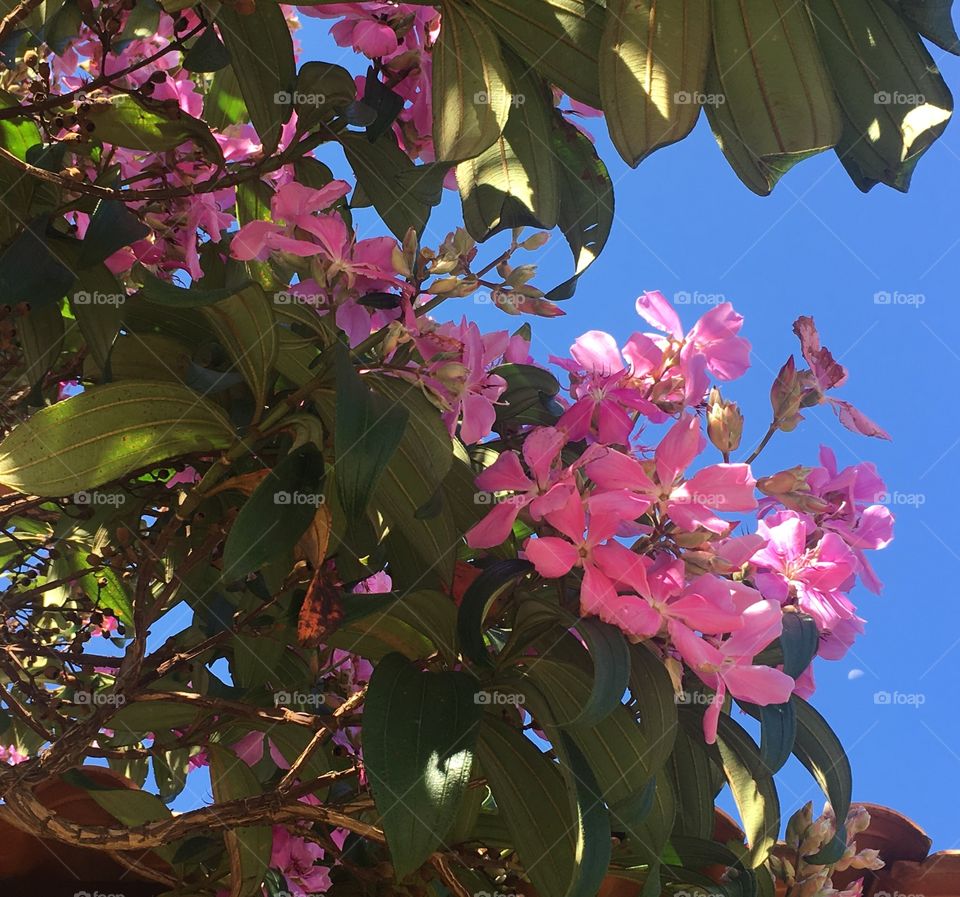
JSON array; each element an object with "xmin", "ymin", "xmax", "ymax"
[
  {"xmin": 270, "ymin": 825, "xmax": 332, "ymax": 896},
  {"xmin": 635, "ymin": 292, "xmax": 752, "ymax": 403},
  {"xmin": 587, "ymin": 414, "xmax": 757, "ymax": 533},
  {"xmin": 466, "ymin": 427, "xmax": 573, "ymax": 548},
  {"xmin": 230, "ymin": 180, "xmax": 352, "ymax": 261},
  {"xmin": 553, "ymin": 330, "xmax": 663, "ymax": 445},
  {"xmin": 670, "ymin": 599, "xmax": 795, "ymax": 743},
  {"xmin": 751, "ymin": 512, "xmax": 863, "ymax": 659}
]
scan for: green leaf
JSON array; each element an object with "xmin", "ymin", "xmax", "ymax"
[
  {"xmin": 628, "ymin": 643, "xmax": 679, "ymax": 772},
  {"xmin": 136, "ymin": 268, "xmax": 252, "ymax": 307},
  {"xmin": 334, "ymin": 345, "xmax": 408, "ymax": 527},
  {"xmin": 478, "ymin": 715, "xmax": 610, "ymax": 897},
  {"xmin": 433, "ymin": 1, "xmax": 511, "ymax": 161},
  {"xmin": 16, "ymin": 298, "xmax": 64, "ymax": 393},
  {"xmin": 209, "ymin": 743, "xmax": 272, "ymax": 897},
  {"xmin": 183, "ymin": 23, "xmax": 232, "ymax": 72},
  {"xmin": 546, "ymin": 112, "xmax": 614, "ymax": 301},
  {"xmin": 457, "ymin": 52, "xmax": 560, "ymax": 240},
  {"xmin": 72, "ymin": 266, "xmax": 124, "ymax": 370},
  {"xmin": 457, "ymin": 559, "xmax": 532, "ymax": 667},
  {"xmin": 781, "ymin": 612, "xmax": 819, "ymax": 679},
  {"xmin": 715, "ymin": 714, "xmax": 779, "ymax": 868},
  {"xmin": 295, "ymin": 61, "xmax": 357, "ymax": 132},
  {"xmin": 473, "ymin": 0, "xmax": 605, "ymax": 107},
  {"xmin": 340, "ymin": 132, "xmax": 444, "ymax": 238},
  {"xmin": 78, "ymin": 199, "xmax": 149, "ymax": 268},
  {"xmin": 0, "ymin": 380, "xmax": 235, "ymax": 496},
  {"xmin": 790, "ymin": 696, "xmax": 852, "ymax": 864},
  {"xmin": 327, "ymin": 589, "xmax": 459, "ymax": 663},
  {"xmin": 898, "ymin": 0, "xmax": 960, "ymax": 53},
  {"xmin": 600, "ymin": 0, "xmax": 711, "ymax": 167},
  {"xmin": 200, "ymin": 283, "xmax": 278, "ymax": 415},
  {"xmin": 205, "ymin": 64, "xmax": 248, "ymax": 130},
  {"xmin": 86, "ymin": 94, "xmax": 223, "ymax": 161},
  {"xmin": 216, "ymin": 4, "xmax": 296, "ymax": 154},
  {"xmin": 154, "ymin": 747, "xmax": 191, "ymax": 803},
  {"xmin": 363, "ymin": 653, "xmax": 482, "ymax": 879},
  {"xmin": 0, "ymin": 216, "xmax": 76, "ymax": 307},
  {"xmin": 667, "ymin": 724, "xmax": 717, "ymax": 839},
  {"xmin": 221, "ymin": 443, "xmax": 325, "ymax": 582}
]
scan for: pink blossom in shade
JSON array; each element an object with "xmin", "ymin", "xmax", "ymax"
[
  {"xmin": 669, "ymin": 599, "xmax": 795, "ymax": 743},
  {"xmin": 416, "ymin": 319, "xmax": 510, "ymax": 444},
  {"xmin": 91, "ymin": 614, "xmax": 119, "ymax": 638},
  {"xmin": 230, "ymin": 180, "xmax": 352, "ymax": 262},
  {"xmin": 552, "ymin": 330, "xmax": 664, "ymax": 445},
  {"xmin": 270, "ymin": 825, "xmax": 332, "ymax": 897},
  {"xmin": 466, "ymin": 427, "xmax": 573, "ymax": 548},
  {"xmin": 165, "ymin": 466, "xmax": 199, "ymax": 489},
  {"xmin": 0, "ymin": 745, "xmax": 28, "ymax": 765},
  {"xmin": 792, "ymin": 316, "xmax": 891, "ymax": 440},
  {"xmin": 232, "ymin": 731, "xmax": 290, "ymax": 770}
]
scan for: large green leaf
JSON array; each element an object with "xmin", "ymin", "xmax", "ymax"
[
  {"xmin": 0, "ymin": 381, "xmax": 235, "ymax": 496},
  {"xmin": 340, "ymin": 132, "xmax": 446, "ymax": 238},
  {"xmin": 458, "ymin": 52, "xmax": 560, "ymax": 240},
  {"xmin": 334, "ymin": 346, "xmax": 409, "ymax": 527},
  {"xmin": 433, "ymin": 1, "xmax": 511, "ymax": 161},
  {"xmin": 790, "ymin": 696, "xmax": 852, "ymax": 864},
  {"xmin": 86, "ymin": 94, "xmax": 222, "ymax": 161},
  {"xmin": 221, "ymin": 443, "xmax": 325, "ymax": 582},
  {"xmin": 216, "ymin": 4, "xmax": 296, "ymax": 154},
  {"xmin": 478, "ymin": 715, "xmax": 609, "ymax": 897},
  {"xmin": 546, "ymin": 113, "xmax": 614, "ymax": 301},
  {"xmin": 473, "ymin": 0, "xmax": 605, "ymax": 107},
  {"xmin": 200, "ymin": 283, "xmax": 279, "ymax": 415},
  {"xmin": 810, "ymin": 0, "xmax": 953, "ymax": 192},
  {"xmin": 363, "ymin": 653, "xmax": 483, "ymax": 879},
  {"xmin": 714, "ymin": 714, "xmax": 779, "ymax": 868},
  {"xmin": 457, "ymin": 559, "xmax": 532, "ymax": 667},
  {"xmin": 600, "ymin": 0, "xmax": 712, "ymax": 166},
  {"xmin": 209, "ymin": 743, "xmax": 273, "ymax": 897},
  {"xmin": 708, "ymin": 0, "xmax": 841, "ymax": 195}
]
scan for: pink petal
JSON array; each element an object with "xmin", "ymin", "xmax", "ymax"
[
  {"xmin": 828, "ymin": 399, "xmax": 892, "ymax": 440},
  {"xmin": 525, "ymin": 536, "xmax": 579, "ymax": 579},
  {"xmin": 466, "ymin": 501, "xmax": 524, "ymax": 549},
  {"xmin": 655, "ymin": 413, "xmax": 704, "ymax": 486},
  {"xmin": 722, "ymin": 664, "xmax": 795, "ymax": 707},
  {"xmin": 476, "ymin": 451, "xmax": 533, "ymax": 493},
  {"xmin": 682, "ymin": 463, "xmax": 757, "ymax": 512},
  {"xmin": 570, "ymin": 330, "xmax": 624, "ymax": 375},
  {"xmin": 636, "ymin": 290, "xmax": 683, "ymax": 338}
]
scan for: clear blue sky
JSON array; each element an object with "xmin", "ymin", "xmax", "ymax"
[{"xmin": 212, "ymin": 15, "xmax": 960, "ymax": 850}]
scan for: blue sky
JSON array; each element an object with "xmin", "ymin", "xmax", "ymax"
[{"xmin": 302, "ymin": 16, "xmax": 960, "ymax": 848}]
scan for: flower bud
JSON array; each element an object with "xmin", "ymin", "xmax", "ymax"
[
  {"xmin": 758, "ymin": 466, "xmax": 812, "ymax": 497},
  {"xmin": 707, "ymin": 387, "xmax": 744, "ymax": 453},
  {"xmin": 392, "ymin": 245, "xmax": 412, "ymax": 278},
  {"xmin": 521, "ymin": 231, "xmax": 550, "ymax": 251},
  {"xmin": 428, "ymin": 276, "xmax": 460, "ymax": 295},
  {"xmin": 771, "ymin": 356, "xmax": 804, "ymax": 430},
  {"xmin": 786, "ymin": 802, "xmax": 815, "ymax": 849}
]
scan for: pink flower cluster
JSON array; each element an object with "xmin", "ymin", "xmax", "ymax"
[{"xmin": 465, "ymin": 294, "xmax": 892, "ymax": 742}]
